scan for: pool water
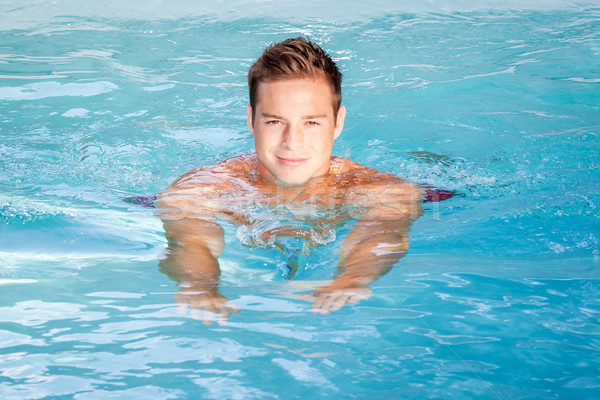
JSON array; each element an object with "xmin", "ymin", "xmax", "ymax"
[{"xmin": 1, "ymin": 1, "xmax": 599, "ymax": 398}]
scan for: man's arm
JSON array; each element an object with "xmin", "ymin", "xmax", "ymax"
[
  {"xmin": 157, "ymin": 184, "xmax": 240, "ymax": 325},
  {"xmin": 302, "ymin": 183, "xmax": 423, "ymax": 314}
]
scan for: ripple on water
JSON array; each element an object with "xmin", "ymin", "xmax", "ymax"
[
  {"xmin": 0, "ymin": 300, "xmax": 108, "ymax": 327},
  {"xmin": 0, "ymin": 81, "xmax": 118, "ymax": 101}
]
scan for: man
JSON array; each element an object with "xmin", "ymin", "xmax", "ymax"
[{"xmin": 157, "ymin": 37, "xmax": 423, "ymax": 325}]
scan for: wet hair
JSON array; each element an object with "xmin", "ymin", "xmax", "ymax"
[{"xmin": 247, "ymin": 37, "xmax": 342, "ymax": 118}]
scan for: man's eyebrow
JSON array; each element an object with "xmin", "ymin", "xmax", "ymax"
[
  {"xmin": 259, "ymin": 112, "xmax": 327, "ymax": 119},
  {"xmin": 260, "ymin": 112, "xmax": 284, "ymax": 119},
  {"xmin": 303, "ymin": 114, "xmax": 327, "ymax": 119}
]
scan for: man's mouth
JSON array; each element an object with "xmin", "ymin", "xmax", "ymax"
[{"xmin": 276, "ymin": 156, "xmax": 309, "ymax": 167}]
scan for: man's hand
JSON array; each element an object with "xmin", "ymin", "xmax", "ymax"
[
  {"xmin": 300, "ymin": 281, "xmax": 372, "ymax": 314},
  {"xmin": 175, "ymin": 287, "xmax": 240, "ymax": 326}
]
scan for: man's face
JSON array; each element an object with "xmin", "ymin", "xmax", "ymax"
[{"xmin": 247, "ymin": 77, "xmax": 346, "ymax": 186}]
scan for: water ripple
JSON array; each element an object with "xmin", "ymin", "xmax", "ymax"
[
  {"xmin": 0, "ymin": 300, "xmax": 108, "ymax": 327},
  {"xmin": 0, "ymin": 81, "xmax": 118, "ymax": 101}
]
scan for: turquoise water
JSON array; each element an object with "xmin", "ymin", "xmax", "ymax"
[{"xmin": 1, "ymin": 1, "xmax": 600, "ymax": 398}]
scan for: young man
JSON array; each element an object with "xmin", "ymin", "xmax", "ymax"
[{"xmin": 157, "ymin": 37, "xmax": 423, "ymax": 325}]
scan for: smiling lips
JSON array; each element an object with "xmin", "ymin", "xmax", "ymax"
[{"xmin": 276, "ymin": 156, "xmax": 309, "ymax": 167}]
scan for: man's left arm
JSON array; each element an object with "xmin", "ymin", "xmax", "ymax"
[{"xmin": 302, "ymin": 183, "xmax": 423, "ymax": 313}]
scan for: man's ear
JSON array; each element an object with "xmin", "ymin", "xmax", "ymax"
[
  {"xmin": 247, "ymin": 103, "xmax": 255, "ymax": 135},
  {"xmin": 333, "ymin": 105, "xmax": 346, "ymax": 140}
]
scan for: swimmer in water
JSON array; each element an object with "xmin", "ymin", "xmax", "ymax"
[{"xmin": 157, "ymin": 37, "xmax": 423, "ymax": 325}]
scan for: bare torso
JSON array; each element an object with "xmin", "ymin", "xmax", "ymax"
[
  {"xmin": 160, "ymin": 153, "xmax": 421, "ymax": 247},
  {"xmin": 156, "ymin": 153, "xmax": 423, "ymax": 321},
  {"xmin": 165, "ymin": 153, "xmax": 420, "ymax": 212}
]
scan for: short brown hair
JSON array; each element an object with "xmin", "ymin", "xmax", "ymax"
[{"xmin": 248, "ymin": 37, "xmax": 342, "ymax": 115}]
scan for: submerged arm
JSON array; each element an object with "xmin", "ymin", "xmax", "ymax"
[
  {"xmin": 304, "ymin": 184, "xmax": 423, "ymax": 313},
  {"xmin": 337, "ymin": 213, "xmax": 414, "ymax": 286},
  {"xmin": 157, "ymin": 187, "xmax": 239, "ymax": 325},
  {"xmin": 160, "ymin": 214, "xmax": 224, "ymax": 286}
]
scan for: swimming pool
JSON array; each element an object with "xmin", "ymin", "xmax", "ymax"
[{"xmin": 1, "ymin": 0, "xmax": 599, "ymax": 398}]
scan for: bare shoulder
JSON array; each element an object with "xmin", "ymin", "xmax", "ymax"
[
  {"xmin": 168, "ymin": 153, "xmax": 256, "ymax": 190},
  {"xmin": 156, "ymin": 154, "xmax": 256, "ymax": 216},
  {"xmin": 332, "ymin": 157, "xmax": 424, "ymax": 203}
]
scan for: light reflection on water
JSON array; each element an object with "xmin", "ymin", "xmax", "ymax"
[{"xmin": 1, "ymin": 1, "xmax": 599, "ymax": 399}]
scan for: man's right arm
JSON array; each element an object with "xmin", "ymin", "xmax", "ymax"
[{"xmin": 156, "ymin": 184, "xmax": 239, "ymax": 325}]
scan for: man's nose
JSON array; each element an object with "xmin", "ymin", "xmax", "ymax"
[{"xmin": 282, "ymin": 123, "xmax": 303, "ymax": 150}]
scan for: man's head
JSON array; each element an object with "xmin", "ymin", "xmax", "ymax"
[
  {"xmin": 246, "ymin": 38, "xmax": 346, "ymax": 186},
  {"xmin": 248, "ymin": 37, "xmax": 342, "ymax": 120}
]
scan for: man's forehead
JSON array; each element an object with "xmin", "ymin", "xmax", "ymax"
[{"xmin": 254, "ymin": 77, "xmax": 337, "ymax": 109}]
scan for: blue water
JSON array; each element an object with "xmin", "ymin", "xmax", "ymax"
[{"xmin": 1, "ymin": 1, "xmax": 599, "ymax": 398}]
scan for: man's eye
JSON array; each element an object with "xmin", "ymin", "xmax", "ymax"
[
  {"xmin": 307, "ymin": 121, "xmax": 320, "ymax": 126},
  {"xmin": 266, "ymin": 120, "xmax": 281, "ymax": 125}
]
